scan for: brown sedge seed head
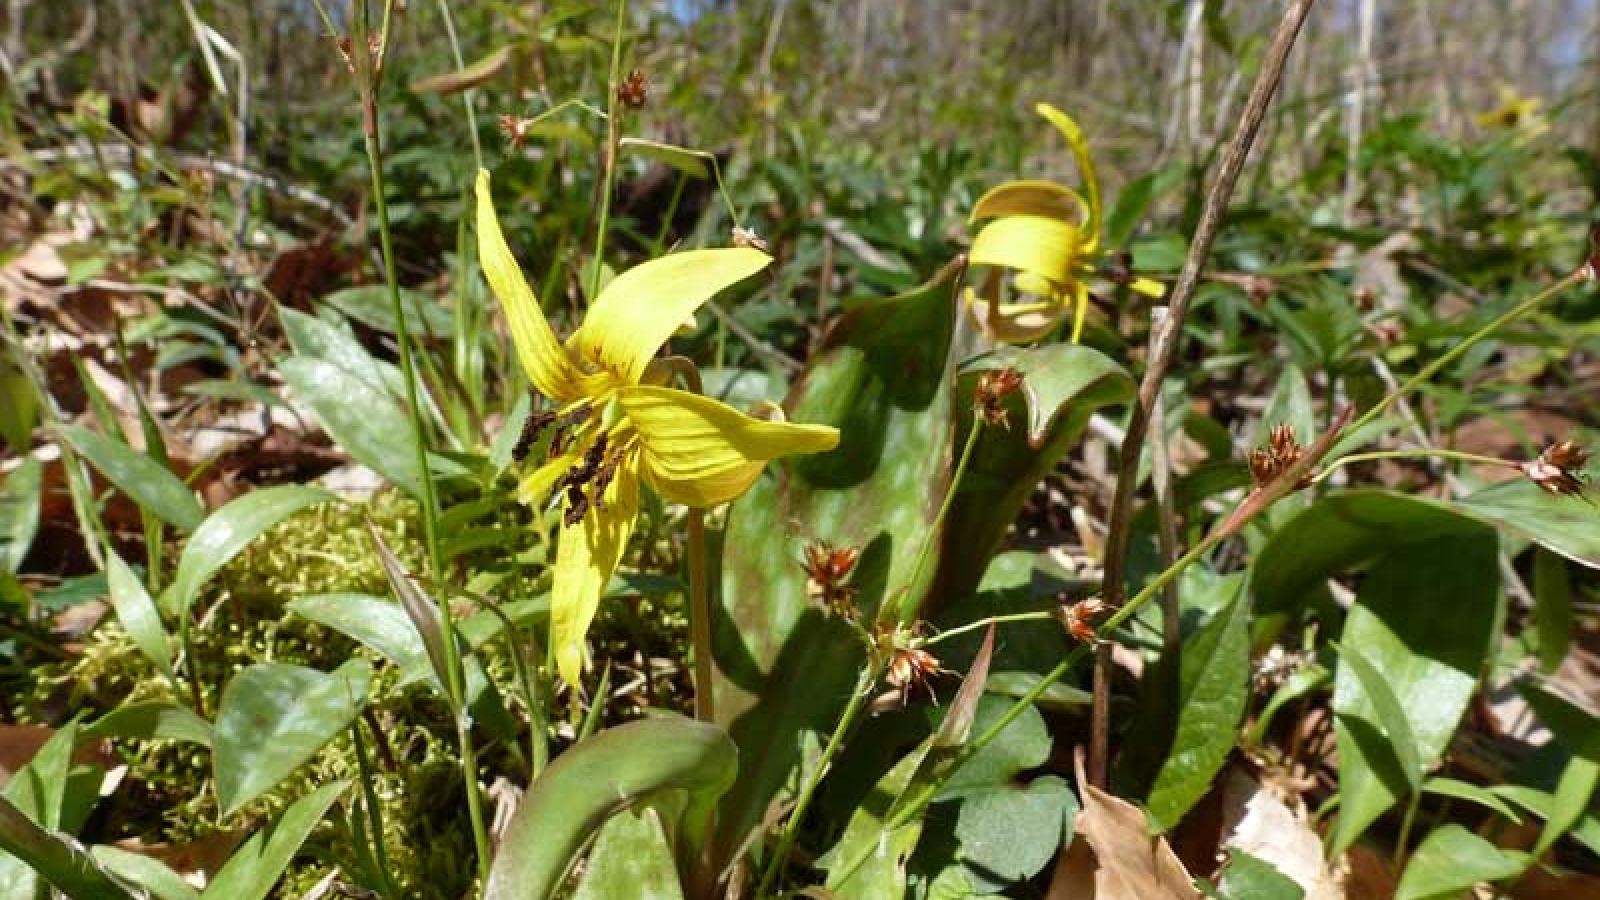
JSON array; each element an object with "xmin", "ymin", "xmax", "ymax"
[{"xmin": 974, "ymin": 367, "xmax": 1025, "ymax": 429}]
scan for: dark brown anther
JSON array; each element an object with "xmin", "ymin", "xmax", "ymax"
[
  {"xmin": 591, "ymin": 449, "xmax": 623, "ymax": 511},
  {"xmin": 1522, "ymin": 440, "xmax": 1590, "ymax": 499},
  {"xmin": 512, "ymin": 407, "xmax": 557, "ymax": 462},
  {"xmin": 563, "ymin": 483, "xmax": 590, "ymax": 527},
  {"xmin": 974, "ymin": 367, "xmax": 1025, "ymax": 429},
  {"xmin": 1104, "ymin": 251, "xmax": 1135, "ymax": 286},
  {"xmin": 617, "ymin": 69, "xmax": 648, "ymax": 109},
  {"xmin": 547, "ymin": 403, "xmax": 594, "ymax": 459}
]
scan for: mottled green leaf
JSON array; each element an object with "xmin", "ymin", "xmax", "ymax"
[
  {"xmin": 279, "ymin": 356, "xmax": 423, "ymax": 497},
  {"xmin": 91, "ymin": 846, "xmax": 200, "ymax": 900},
  {"xmin": 164, "ymin": 484, "xmax": 333, "ymax": 619},
  {"xmin": 1336, "ymin": 642, "xmax": 1423, "ymax": 794},
  {"xmin": 0, "ymin": 456, "xmax": 41, "ymax": 573},
  {"xmin": 201, "ymin": 781, "xmax": 349, "ymax": 900},
  {"xmin": 59, "ymin": 424, "xmax": 204, "ymax": 532},
  {"xmin": 573, "ymin": 806, "xmax": 686, "ymax": 900},
  {"xmin": 1148, "ymin": 581, "xmax": 1250, "ymax": 830},
  {"xmin": 105, "ymin": 545, "xmax": 172, "ymax": 679},
  {"xmin": 85, "ymin": 702, "xmax": 212, "ymax": 747},
  {"xmin": 1221, "ymin": 850, "xmax": 1304, "ymax": 900},
  {"xmin": 1330, "ymin": 531, "xmax": 1500, "ymax": 856},
  {"xmin": 1533, "ymin": 548, "xmax": 1573, "ymax": 673},
  {"xmin": 213, "ymin": 661, "xmax": 370, "ymax": 816},
  {"xmin": 714, "ymin": 259, "xmax": 962, "ymax": 857},
  {"xmin": 1394, "ymin": 825, "xmax": 1529, "ymax": 900},
  {"xmin": 1455, "ymin": 466, "xmax": 1600, "ymax": 569},
  {"xmin": 0, "ymin": 796, "xmax": 138, "ymax": 900},
  {"xmin": 484, "ymin": 718, "xmax": 736, "ymax": 900}
]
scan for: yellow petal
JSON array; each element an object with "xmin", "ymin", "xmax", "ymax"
[
  {"xmin": 970, "ymin": 215, "xmax": 1083, "ymax": 285},
  {"xmin": 571, "ymin": 249, "xmax": 770, "ymax": 385},
  {"xmin": 1129, "ymin": 276, "xmax": 1166, "ymax": 298},
  {"xmin": 963, "ymin": 287, "xmax": 1064, "ymax": 344},
  {"xmin": 970, "ymin": 179, "xmax": 1089, "ymax": 227},
  {"xmin": 1035, "ymin": 103, "xmax": 1101, "ymax": 251},
  {"xmin": 515, "ymin": 450, "xmax": 577, "ymax": 506},
  {"xmin": 476, "ymin": 170, "xmax": 581, "ymax": 403},
  {"xmin": 550, "ymin": 460, "xmax": 640, "ymax": 687},
  {"xmin": 619, "ymin": 385, "xmax": 839, "ymax": 507},
  {"xmin": 1067, "ymin": 280, "xmax": 1090, "ymax": 344}
]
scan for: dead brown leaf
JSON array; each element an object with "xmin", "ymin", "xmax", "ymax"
[{"xmin": 1048, "ymin": 750, "xmax": 1201, "ymax": 900}]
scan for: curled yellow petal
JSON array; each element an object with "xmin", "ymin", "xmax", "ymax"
[
  {"xmin": 1035, "ymin": 103, "xmax": 1101, "ymax": 250},
  {"xmin": 475, "ymin": 170, "xmax": 581, "ymax": 402},
  {"xmin": 1129, "ymin": 276, "xmax": 1166, "ymax": 298},
  {"xmin": 619, "ymin": 385, "xmax": 839, "ymax": 507},
  {"xmin": 970, "ymin": 215, "xmax": 1083, "ymax": 285},
  {"xmin": 963, "ymin": 287, "xmax": 1065, "ymax": 344},
  {"xmin": 970, "ymin": 179, "xmax": 1089, "ymax": 227},
  {"xmin": 571, "ymin": 249, "xmax": 770, "ymax": 386},
  {"xmin": 1068, "ymin": 280, "xmax": 1090, "ymax": 344},
  {"xmin": 550, "ymin": 461, "xmax": 640, "ymax": 687}
]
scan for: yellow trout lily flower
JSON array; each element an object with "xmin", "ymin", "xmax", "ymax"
[
  {"xmin": 1475, "ymin": 85, "xmax": 1548, "ymax": 138},
  {"xmin": 475, "ymin": 169, "xmax": 840, "ymax": 686},
  {"xmin": 966, "ymin": 103, "xmax": 1163, "ymax": 344}
]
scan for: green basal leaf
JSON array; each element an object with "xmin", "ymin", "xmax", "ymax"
[
  {"xmin": 484, "ymin": 718, "xmax": 737, "ymax": 900},
  {"xmin": 1454, "ymin": 466, "xmax": 1600, "ymax": 569},
  {"xmin": 201, "ymin": 781, "xmax": 349, "ymax": 900},
  {"xmin": 1393, "ymin": 825, "xmax": 1529, "ymax": 900},
  {"xmin": 279, "ymin": 356, "xmax": 424, "ymax": 498},
  {"xmin": 58, "ymin": 424, "xmax": 204, "ymax": 532},
  {"xmin": 940, "ymin": 344, "xmax": 1132, "ymax": 600},
  {"xmin": 1221, "ymin": 850, "xmax": 1304, "ymax": 900},
  {"xmin": 0, "ymin": 456, "xmax": 41, "ymax": 573},
  {"xmin": 213, "ymin": 661, "xmax": 371, "ymax": 816},
  {"xmin": 85, "ymin": 702, "xmax": 213, "ymax": 747},
  {"xmin": 714, "ymin": 259, "xmax": 962, "ymax": 858},
  {"xmin": 105, "ymin": 544, "xmax": 173, "ymax": 679},
  {"xmin": 572, "ymin": 806, "xmax": 687, "ymax": 900},
  {"xmin": 1147, "ymin": 579, "xmax": 1250, "ymax": 830},
  {"xmin": 1330, "ymin": 531, "xmax": 1500, "ymax": 856},
  {"xmin": 91, "ymin": 846, "xmax": 200, "ymax": 900},
  {"xmin": 1532, "ymin": 547, "xmax": 1574, "ymax": 673},
  {"xmin": 163, "ymin": 484, "xmax": 333, "ymax": 620},
  {"xmin": 1335, "ymin": 641, "xmax": 1424, "ymax": 793},
  {"xmin": 0, "ymin": 796, "xmax": 139, "ymax": 900}
]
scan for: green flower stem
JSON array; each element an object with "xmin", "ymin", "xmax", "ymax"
[
  {"xmin": 896, "ymin": 418, "xmax": 984, "ymax": 624},
  {"xmin": 347, "ymin": 0, "xmax": 491, "ymax": 883},
  {"xmin": 1312, "ymin": 448, "xmax": 1518, "ymax": 484},
  {"xmin": 755, "ymin": 662, "xmax": 880, "ymax": 900},
  {"xmin": 1348, "ymin": 268, "xmax": 1590, "ymax": 437},
  {"xmin": 588, "ymin": 0, "xmax": 628, "ymax": 302},
  {"xmin": 688, "ymin": 508, "xmax": 715, "ymax": 723},
  {"xmin": 434, "ymin": 0, "xmax": 483, "ymax": 171},
  {"xmin": 920, "ymin": 611, "xmax": 1056, "ymax": 648},
  {"xmin": 351, "ymin": 720, "xmax": 399, "ymax": 899}
]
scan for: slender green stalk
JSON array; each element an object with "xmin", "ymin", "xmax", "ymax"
[
  {"xmin": 588, "ymin": 0, "xmax": 628, "ymax": 302},
  {"xmin": 348, "ymin": 0, "xmax": 491, "ymax": 882},
  {"xmin": 351, "ymin": 721, "xmax": 399, "ymax": 899},
  {"xmin": 755, "ymin": 664, "xmax": 879, "ymax": 899},
  {"xmin": 896, "ymin": 419, "xmax": 984, "ymax": 624},
  {"xmin": 434, "ymin": 0, "xmax": 483, "ymax": 170},
  {"xmin": 1394, "ymin": 790, "xmax": 1422, "ymax": 871},
  {"xmin": 1312, "ymin": 447, "xmax": 1517, "ymax": 483},
  {"xmin": 1348, "ymin": 268, "xmax": 1589, "ymax": 436},
  {"xmin": 922, "ymin": 611, "xmax": 1055, "ymax": 647}
]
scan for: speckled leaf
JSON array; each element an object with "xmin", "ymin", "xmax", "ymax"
[
  {"xmin": 59, "ymin": 424, "xmax": 204, "ymax": 532},
  {"xmin": 105, "ymin": 545, "xmax": 172, "ymax": 679},
  {"xmin": 1393, "ymin": 825, "xmax": 1529, "ymax": 900},
  {"xmin": 1330, "ymin": 531, "xmax": 1500, "ymax": 856},
  {"xmin": 484, "ymin": 718, "xmax": 736, "ymax": 900},
  {"xmin": 279, "ymin": 355, "xmax": 423, "ymax": 498},
  {"xmin": 1146, "ymin": 579, "xmax": 1250, "ymax": 831},
  {"xmin": 213, "ymin": 661, "xmax": 370, "ymax": 816},
  {"xmin": 713, "ymin": 259, "xmax": 963, "ymax": 857},
  {"xmin": 941, "ymin": 345, "xmax": 1132, "ymax": 599},
  {"xmin": 1455, "ymin": 466, "xmax": 1600, "ymax": 569},
  {"xmin": 163, "ymin": 485, "xmax": 333, "ymax": 620},
  {"xmin": 0, "ymin": 456, "xmax": 41, "ymax": 573},
  {"xmin": 201, "ymin": 781, "xmax": 349, "ymax": 900},
  {"xmin": 573, "ymin": 806, "xmax": 686, "ymax": 900}
]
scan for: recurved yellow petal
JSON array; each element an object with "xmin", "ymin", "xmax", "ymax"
[
  {"xmin": 963, "ymin": 287, "xmax": 1064, "ymax": 344},
  {"xmin": 970, "ymin": 179, "xmax": 1089, "ymax": 227},
  {"xmin": 619, "ymin": 385, "xmax": 839, "ymax": 507},
  {"xmin": 550, "ymin": 460, "xmax": 640, "ymax": 687},
  {"xmin": 1129, "ymin": 276, "xmax": 1166, "ymax": 298},
  {"xmin": 571, "ymin": 249, "xmax": 770, "ymax": 386},
  {"xmin": 970, "ymin": 215, "xmax": 1083, "ymax": 285},
  {"xmin": 1035, "ymin": 103, "xmax": 1100, "ymax": 250},
  {"xmin": 476, "ymin": 170, "xmax": 581, "ymax": 402},
  {"xmin": 1067, "ymin": 280, "xmax": 1090, "ymax": 344},
  {"xmin": 515, "ymin": 449, "xmax": 578, "ymax": 506}
]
